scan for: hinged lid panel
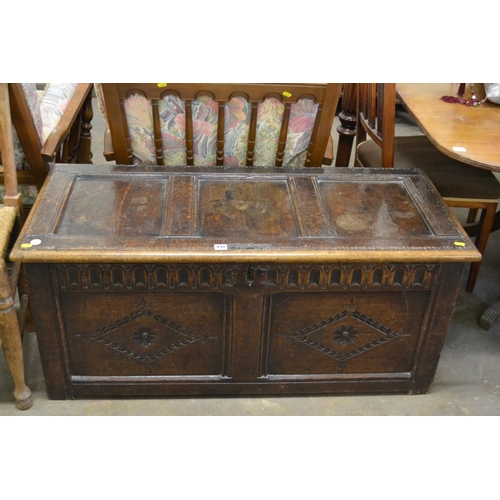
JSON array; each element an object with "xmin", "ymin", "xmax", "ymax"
[{"xmin": 11, "ymin": 165, "xmax": 480, "ymax": 263}]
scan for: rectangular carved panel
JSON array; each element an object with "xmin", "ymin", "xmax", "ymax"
[
  {"xmin": 318, "ymin": 179, "xmax": 432, "ymax": 237},
  {"xmin": 264, "ymin": 291, "xmax": 430, "ymax": 375},
  {"xmin": 56, "ymin": 176, "xmax": 168, "ymax": 237},
  {"xmin": 60, "ymin": 291, "xmax": 229, "ymax": 377},
  {"xmin": 199, "ymin": 178, "xmax": 298, "ymax": 238}
]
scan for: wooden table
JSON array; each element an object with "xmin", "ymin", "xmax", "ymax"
[
  {"xmin": 10, "ymin": 164, "xmax": 479, "ymax": 398},
  {"xmin": 397, "ymin": 84, "xmax": 500, "ymax": 330},
  {"xmin": 396, "ymin": 83, "xmax": 500, "ymax": 172}
]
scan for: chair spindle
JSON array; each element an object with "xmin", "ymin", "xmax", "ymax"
[
  {"xmin": 276, "ymin": 102, "xmax": 291, "ymax": 166},
  {"xmin": 246, "ymin": 102, "xmax": 258, "ymax": 166},
  {"xmin": 216, "ymin": 102, "xmax": 225, "ymax": 166},
  {"xmin": 152, "ymin": 99, "xmax": 164, "ymax": 165},
  {"xmin": 185, "ymin": 100, "xmax": 194, "ymax": 166},
  {"xmin": 120, "ymin": 98, "xmax": 134, "ymax": 164}
]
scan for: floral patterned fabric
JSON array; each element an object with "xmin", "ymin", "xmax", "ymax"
[
  {"xmin": 40, "ymin": 83, "xmax": 79, "ymax": 143},
  {"xmin": 0, "ymin": 83, "xmax": 78, "ymax": 205},
  {"xmin": 96, "ymin": 87, "xmax": 321, "ymax": 168},
  {"xmin": 158, "ymin": 94, "xmax": 186, "ymax": 165},
  {"xmin": 10, "ymin": 83, "xmax": 43, "ymax": 171},
  {"xmin": 22, "ymin": 83, "xmax": 43, "ymax": 139},
  {"xmin": 123, "ymin": 93, "xmax": 221, "ymax": 167},
  {"xmin": 254, "ymin": 97, "xmax": 284, "ymax": 166},
  {"xmin": 10, "ymin": 83, "xmax": 79, "ymax": 168},
  {"xmin": 284, "ymin": 98, "xmax": 319, "ymax": 166},
  {"xmin": 224, "ymin": 97, "xmax": 251, "ymax": 166},
  {"xmin": 123, "ymin": 93, "xmax": 155, "ymax": 164}
]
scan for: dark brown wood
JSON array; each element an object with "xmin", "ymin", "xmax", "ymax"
[
  {"xmin": 335, "ymin": 83, "xmax": 357, "ymax": 167},
  {"xmin": 11, "ymin": 164, "xmax": 479, "ymax": 400},
  {"xmin": 410, "ymin": 262, "xmax": 465, "ymax": 393},
  {"xmin": 276, "ymin": 103, "xmax": 291, "ymax": 166},
  {"xmin": 216, "ymin": 101, "xmax": 225, "ymax": 166},
  {"xmin": 152, "ymin": 99, "xmax": 163, "ymax": 165},
  {"xmin": 356, "ymin": 83, "xmax": 394, "ymax": 168},
  {"xmin": 185, "ymin": 100, "xmax": 194, "ymax": 166},
  {"xmin": 77, "ymin": 89, "xmax": 94, "ymax": 164},
  {"xmin": 246, "ymin": 102, "xmax": 258, "ymax": 166},
  {"xmin": 100, "ymin": 85, "xmax": 132, "ymax": 164},
  {"xmin": 101, "ymin": 84, "xmax": 342, "ymax": 167}
]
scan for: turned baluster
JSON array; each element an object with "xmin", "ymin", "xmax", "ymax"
[
  {"xmin": 335, "ymin": 83, "xmax": 357, "ymax": 167},
  {"xmin": 152, "ymin": 99, "xmax": 164, "ymax": 165},
  {"xmin": 246, "ymin": 102, "xmax": 258, "ymax": 166},
  {"xmin": 216, "ymin": 101, "xmax": 225, "ymax": 166},
  {"xmin": 275, "ymin": 102, "xmax": 291, "ymax": 167},
  {"xmin": 78, "ymin": 89, "xmax": 93, "ymax": 164},
  {"xmin": 185, "ymin": 100, "xmax": 194, "ymax": 166}
]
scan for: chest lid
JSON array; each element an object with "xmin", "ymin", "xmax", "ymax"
[{"xmin": 10, "ymin": 165, "xmax": 480, "ymax": 264}]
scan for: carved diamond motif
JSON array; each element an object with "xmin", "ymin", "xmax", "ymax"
[
  {"xmin": 75, "ymin": 304, "xmax": 206, "ymax": 364},
  {"xmin": 286, "ymin": 300, "xmax": 403, "ymax": 368}
]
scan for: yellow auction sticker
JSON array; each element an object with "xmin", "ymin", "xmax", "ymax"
[
  {"xmin": 20, "ymin": 243, "xmax": 33, "ymax": 248},
  {"xmin": 283, "ymin": 91, "xmax": 292, "ymax": 98},
  {"xmin": 157, "ymin": 83, "xmax": 168, "ymax": 88},
  {"xmin": 454, "ymin": 241, "xmax": 466, "ymax": 247}
]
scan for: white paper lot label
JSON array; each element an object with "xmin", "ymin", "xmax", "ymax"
[{"xmin": 214, "ymin": 244, "xmax": 228, "ymax": 250}]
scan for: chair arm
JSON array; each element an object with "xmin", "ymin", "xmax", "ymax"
[
  {"xmin": 103, "ymin": 126, "xmax": 115, "ymax": 161},
  {"xmin": 41, "ymin": 84, "xmax": 93, "ymax": 162}
]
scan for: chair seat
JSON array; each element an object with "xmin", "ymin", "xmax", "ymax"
[{"xmin": 357, "ymin": 135, "xmax": 500, "ymax": 201}]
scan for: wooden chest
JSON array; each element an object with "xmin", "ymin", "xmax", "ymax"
[{"xmin": 11, "ymin": 165, "xmax": 480, "ymax": 399}]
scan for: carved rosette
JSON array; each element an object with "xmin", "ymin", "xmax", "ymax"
[
  {"xmin": 333, "ymin": 325, "xmax": 359, "ymax": 345},
  {"xmin": 132, "ymin": 326, "xmax": 159, "ymax": 347}
]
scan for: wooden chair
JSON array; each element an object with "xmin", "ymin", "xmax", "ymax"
[
  {"xmin": 98, "ymin": 83, "xmax": 342, "ymax": 167},
  {"xmin": 1, "ymin": 83, "xmax": 93, "ymax": 214},
  {"xmin": 0, "ymin": 83, "xmax": 33, "ymax": 410},
  {"xmin": 355, "ymin": 83, "xmax": 500, "ymax": 293}
]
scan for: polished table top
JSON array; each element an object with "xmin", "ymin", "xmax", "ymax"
[{"xmin": 396, "ymin": 83, "xmax": 500, "ymax": 172}]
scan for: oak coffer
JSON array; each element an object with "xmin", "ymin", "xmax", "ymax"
[{"xmin": 11, "ymin": 165, "xmax": 480, "ymax": 399}]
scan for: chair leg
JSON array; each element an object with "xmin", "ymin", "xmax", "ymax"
[
  {"xmin": 467, "ymin": 208, "xmax": 479, "ymax": 224},
  {"xmin": 466, "ymin": 205, "xmax": 497, "ymax": 293},
  {"xmin": 0, "ymin": 260, "xmax": 32, "ymax": 410}
]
